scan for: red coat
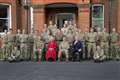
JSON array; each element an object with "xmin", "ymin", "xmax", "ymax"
[{"xmin": 45, "ymin": 40, "xmax": 57, "ymax": 61}]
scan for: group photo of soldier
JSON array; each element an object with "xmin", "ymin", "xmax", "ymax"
[{"xmin": 0, "ymin": 20, "xmax": 120, "ymax": 63}]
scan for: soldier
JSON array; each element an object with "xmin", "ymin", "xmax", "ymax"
[
  {"xmin": 61, "ymin": 21, "xmax": 69, "ymax": 36},
  {"xmin": 28, "ymin": 29, "xmax": 34, "ymax": 60},
  {"xmin": 51, "ymin": 24, "xmax": 58, "ymax": 37},
  {"xmin": 33, "ymin": 31, "xmax": 44, "ymax": 62},
  {"xmin": 93, "ymin": 45, "xmax": 106, "ymax": 62},
  {"xmin": 7, "ymin": 29, "xmax": 15, "ymax": 59},
  {"xmin": 48, "ymin": 20, "xmax": 56, "ymax": 35},
  {"xmin": 66, "ymin": 28, "xmax": 75, "ymax": 45},
  {"xmin": 86, "ymin": 28, "xmax": 97, "ymax": 59},
  {"xmin": 20, "ymin": 29, "xmax": 28, "ymax": 60},
  {"xmin": 15, "ymin": 29, "xmax": 21, "ymax": 50},
  {"xmin": 84, "ymin": 28, "xmax": 89, "ymax": 59},
  {"xmin": 58, "ymin": 37, "xmax": 69, "ymax": 62},
  {"xmin": 100, "ymin": 28, "xmax": 109, "ymax": 59},
  {"xmin": 8, "ymin": 46, "xmax": 21, "ymax": 62},
  {"xmin": 42, "ymin": 25, "xmax": 51, "ymax": 44},
  {"xmin": 55, "ymin": 29, "xmax": 63, "ymax": 44},
  {"xmin": 110, "ymin": 28, "xmax": 120, "ymax": 60},
  {"xmin": 2, "ymin": 30, "xmax": 8, "ymax": 60}
]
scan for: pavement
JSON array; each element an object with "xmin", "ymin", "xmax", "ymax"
[{"xmin": 0, "ymin": 61, "xmax": 120, "ymax": 80}]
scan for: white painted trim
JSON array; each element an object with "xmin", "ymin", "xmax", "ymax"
[
  {"xmin": 30, "ymin": 7, "xmax": 33, "ymax": 31},
  {"xmin": 0, "ymin": 3, "xmax": 11, "ymax": 34}
]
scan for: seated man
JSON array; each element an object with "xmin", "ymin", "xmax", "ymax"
[
  {"xmin": 33, "ymin": 33, "xmax": 44, "ymax": 62},
  {"xmin": 93, "ymin": 45, "xmax": 106, "ymax": 62},
  {"xmin": 71, "ymin": 36, "xmax": 83, "ymax": 61},
  {"xmin": 58, "ymin": 37, "xmax": 69, "ymax": 62},
  {"xmin": 8, "ymin": 46, "xmax": 21, "ymax": 62}
]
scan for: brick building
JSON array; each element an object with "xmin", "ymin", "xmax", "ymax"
[{"xmin": 0, "ymin": 0, "xmax": 120, "ymax": 34}]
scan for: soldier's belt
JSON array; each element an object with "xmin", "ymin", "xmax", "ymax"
[
  {"xmin": 21, "ymin": 42, "xmax": 27, "ymax": 43},
  {"xmin": 101, "ymin": 41, "xmax": 108, "ymax": 42},
  {"xmin": 88, "ymin": 42, "xmax": 95, "ymax": 43}
]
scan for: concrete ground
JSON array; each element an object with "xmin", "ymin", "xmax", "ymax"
[{"xmin": 0, "ymin": 61, "xmax": 120, "ymax": 80}]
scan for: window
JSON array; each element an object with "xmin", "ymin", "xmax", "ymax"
[
  {"xmin": 0, "ymin": 4, "xmax": 11, "ymax": 33},
  {"xmin": 92, "ymin": 4, "xmax": 104, "ymax": 31}
]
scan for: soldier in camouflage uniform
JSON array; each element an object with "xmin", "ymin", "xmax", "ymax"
[
  {"xmin": 66, "ymin": 28, "xmax": 75, "ymax": 45},
  {"xmin": 100, "ymin": 28, "xmax": 109, "ymax": 59},
  {"xmin": 58, "ymin": 37, "xmax": 70, "ymax": 61},
  {"xmin": 20, "ymin": 29, "xmax": 28, "ymax": 60},
  {"xmin": 93, "ymin": 45, "xmax": 106, "ymax": 62},
  {"xmin": 28, "ymin": 29, "xmax": 34, "ymax": 60},
  {"xmin": 15, "ymin": 29, "xmax": 21, "ymax": 50},
  {"xmin": 8, "ymin": 46, "xmax": 21, "ymax": 62},
  {"xmin": 33, "ymin": 31, "xmax": 44, "ymax": 62},
  {"xmin": 61, "ymin": 21, "xmax": 69, "ymax": 36},
  {"xmin": 55, "ymin": 29, "xmax": 63, "ymax": 44},
  {"xmin": 86, "ymin": 28, "xmax": 97, "ymax": 59},
  {"xmin": 7, "ymin": 29, "xmax": 15, "ymax": 59},
  {"xmin": 2, "ymin": 30, "xmax": 8, "ymax": 60},
  {"xmin": 48, "ymin": 21, "xmax": 57, "ymax": 36},
  {"xmin": 110, "ymin": 28, "xmax": 120, "ymax": 60}
]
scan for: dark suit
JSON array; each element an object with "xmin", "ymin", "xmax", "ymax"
[{"xmin": 71, "ymin": 40, "xmax": 83, "ymax": 61}]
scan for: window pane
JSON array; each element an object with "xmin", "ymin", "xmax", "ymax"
[
  {"xmin": 0, "ymin": 19, "xmax": 8, "ymax": 32},
  {"xmin": 0, "ymin": 5, "xmax": 9, "ymax": 18},
  {"xmin": 92, "ymin": 5, "xmax": 103, "ymax": 18},
  {"xmin": 92, "ymin": 4, "xmax": 104, "ymax": 30},
  {"xmin": 0, "ymin": 4, "xmax": 9, "ymax": 32}
]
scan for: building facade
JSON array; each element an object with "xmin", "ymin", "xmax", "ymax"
[{"xmin": 0, "ymin": 0, "xmax": 120, "ymax": 33}]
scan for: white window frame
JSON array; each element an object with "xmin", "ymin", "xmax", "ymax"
[
  {"xmin": 0, "ymin": 3, "xmax": 11, "ymax": 35},
  {"xmin": 92, "ymin": 4, "xmax": 104, "ymax": 29}
]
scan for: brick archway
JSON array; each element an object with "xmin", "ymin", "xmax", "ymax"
[{"xmin": 31, "ymin": 0, "xmax": 90, "ymax": 32}]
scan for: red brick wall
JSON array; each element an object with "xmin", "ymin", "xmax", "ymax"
[{"xmin": 33, "ymin": 7, "xmax": 45, "ymax": 33}]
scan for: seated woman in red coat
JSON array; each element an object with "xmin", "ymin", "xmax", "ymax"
[{"xmin": 45, "ymin": 36, "xmax": 57, "ymax": 61}]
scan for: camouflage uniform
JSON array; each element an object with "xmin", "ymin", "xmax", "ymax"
[
  {"xmin": 15, "ymin": 30, "xmax": 21, "ymax": 50},
  {"xmin": 93, "ymin": 46, "xmax": 106, "ymax": 61},
  {"xmin": 2, "ymin": 32, "xmax": 8, "ymax": 60},
  {"xmin": 28, "ymin": 32, "xmax": 34, "ymax": 60},
  {"xmin": 66, "ymin": 29, "xmax": 75, "ymax": 45},
  {"xmin": 100, "ymin": 31, "xmax": 109, "ymax": 59},
  {"xmin": 110, "ymin": 31, "xmax": 120, "ymax": 59},
  {"xmin": 8, "ymin": 47, "xmax": 20, "ymax": 61},
  {"xmin": 7, "ymin": 31, "xmax": 15, "ymax": 58},
  {"xmin": 20, "ymin": 31, "xmax": 28, "ymax": 60},
  {"xmin": 33, "ymin": 35, "xmax": 44, "ymax": 61},
  {"xmin": 58, "ymin": 37, "xmax": 70, "ymax": 61},
  {"xmin": 86, "ymin": 30, "xmax": 97, "ymax": 59}
]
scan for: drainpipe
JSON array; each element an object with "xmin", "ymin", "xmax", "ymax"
[{"xmin": 109, "ymin": 0, "xmax": 112, "ymax": 59}]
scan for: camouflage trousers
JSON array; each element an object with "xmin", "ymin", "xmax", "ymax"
[
  {"xmin": 87, "ymin": 42, "xmax": 96, "ymax": 59},
  {"xmin": 58, "ymin": 49, "xmax": 69, "ymax": 60},
  {"xmin": 2, "ymin": 43, "xmax": 13, "ymax": 60},
  {"xmin": 100, "ymin": 42, "xmax": 109, "ymax": 59},
  {"xmin": 20, "ymin": 43, "xmax": 28, "ymax": 60},
  {"xmin": 110, "ymin": 43, "xmax": 120, "ymax": 59},
  {"xmin": 28, "ymin": 43, "xmax": 34, "ymax": 60},
  {"xmin": 33, "ymin": 48, "xmax": 42, "ymax": 61}
]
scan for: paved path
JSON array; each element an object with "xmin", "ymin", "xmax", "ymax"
[{"xmin": 0, "ymin": 61, "xmax": 120, "ymax": 80}]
